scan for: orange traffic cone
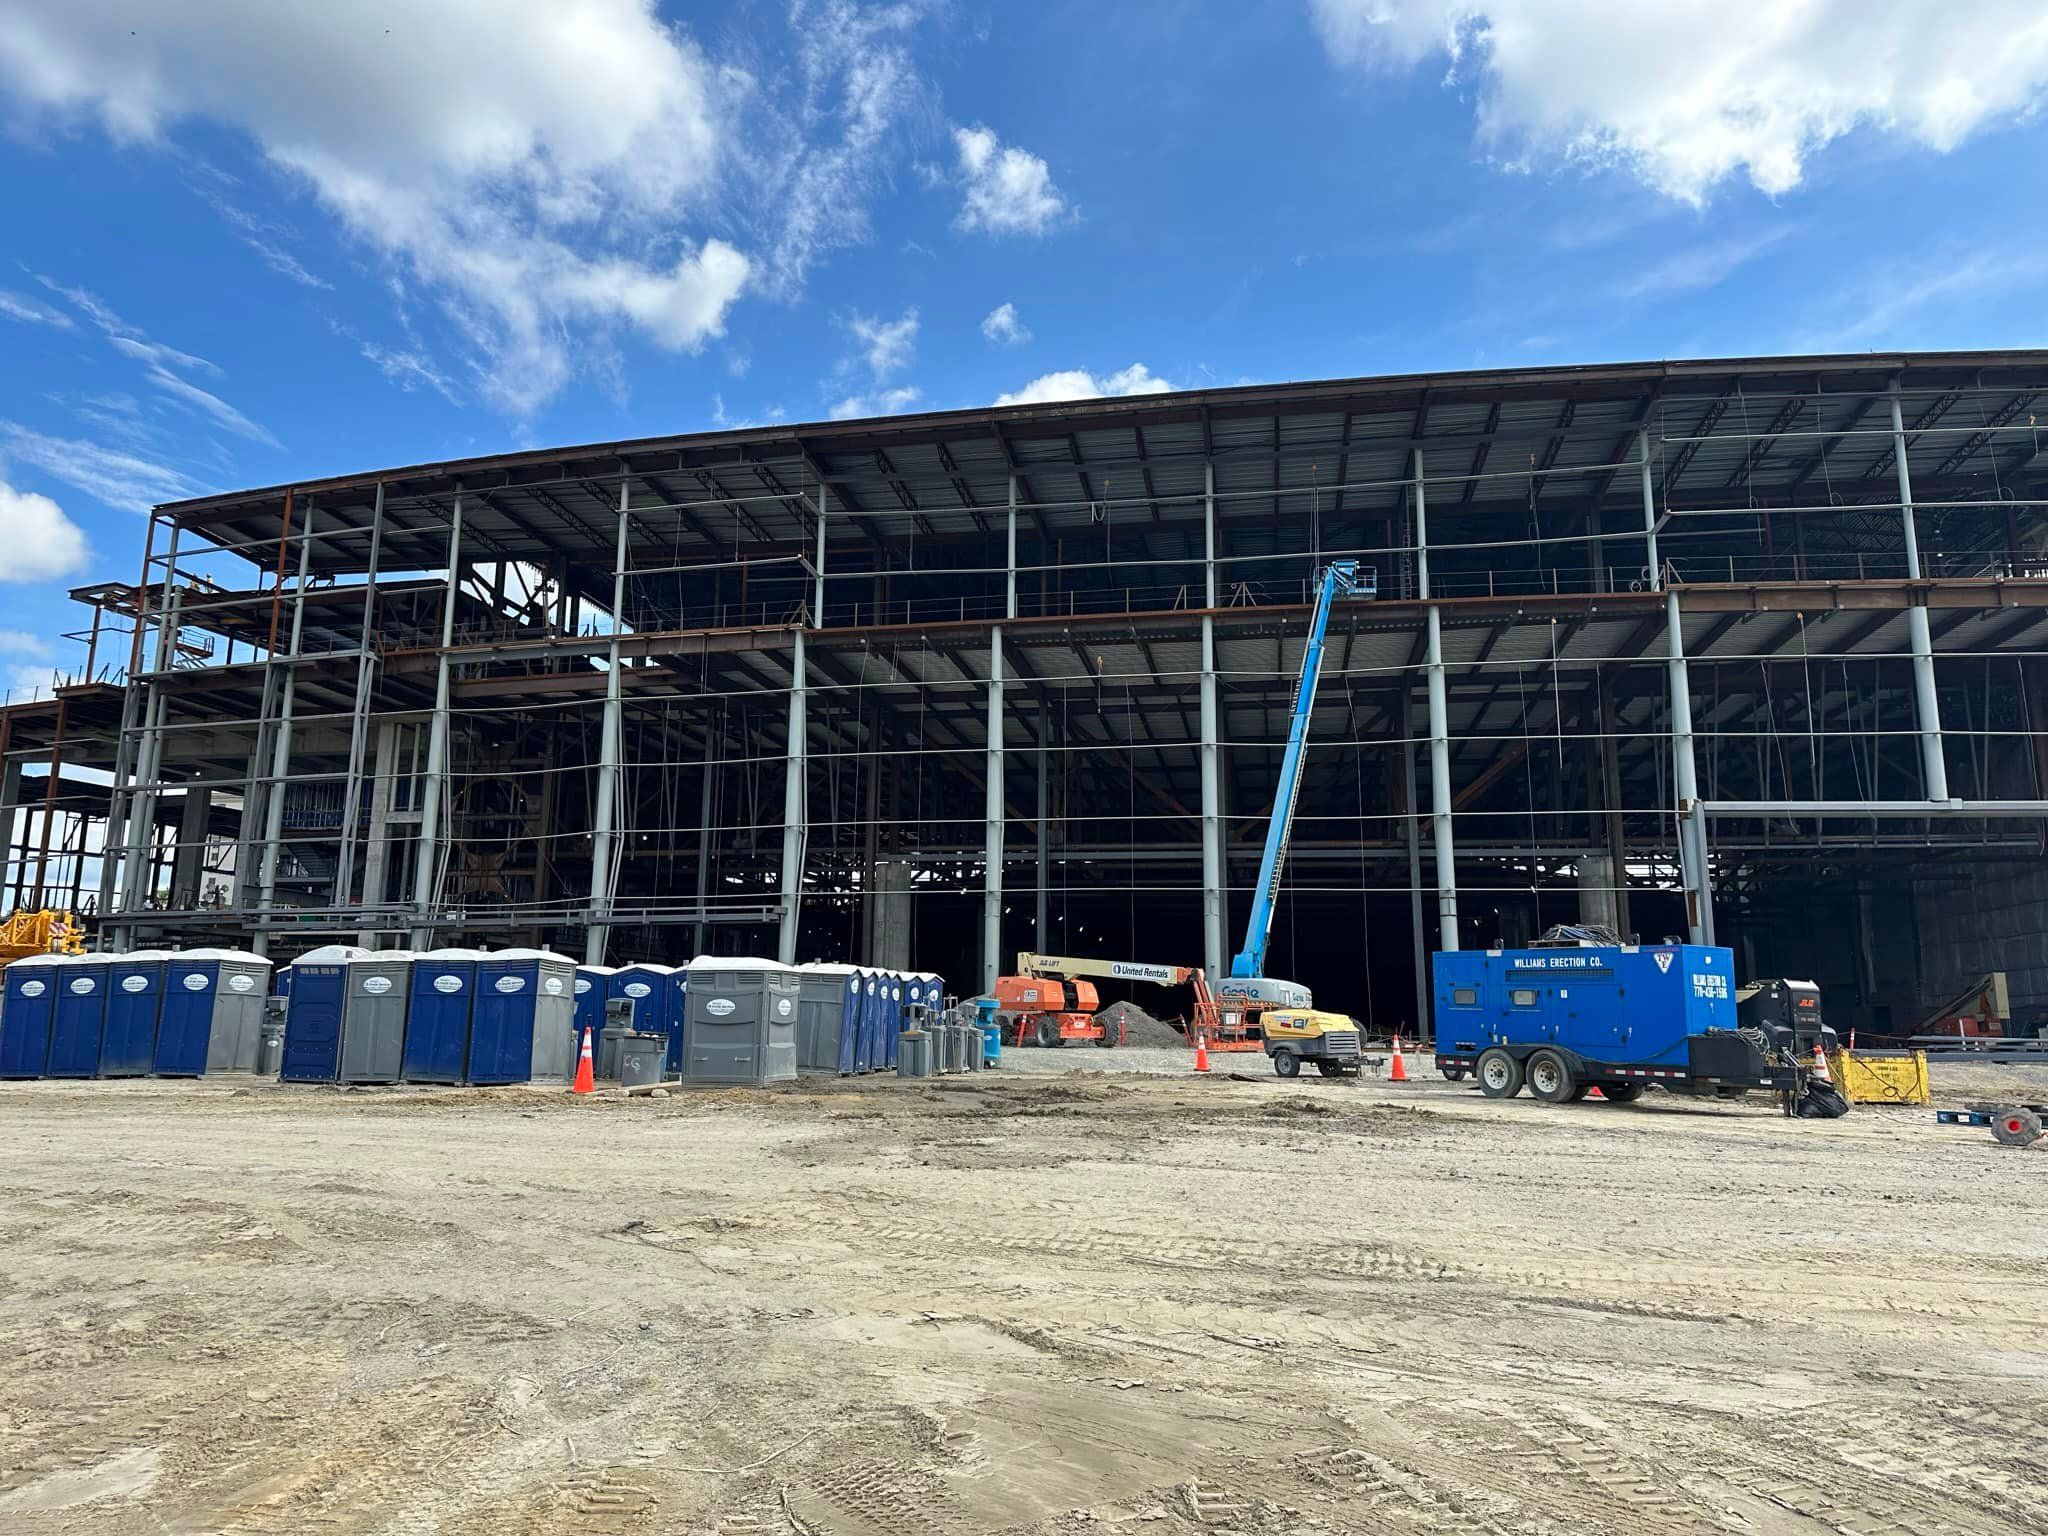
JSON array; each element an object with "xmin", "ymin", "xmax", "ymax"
[
  {"xmin": 1810, "ymin": 1041, "xmax": 1832, "ymax": 1086},
  {"xmin": 1388, "ymin": 1033, "xmax": 1409, "ymax": 1083},
  {"xmin": 572, "ymin": 1026, "xmax": 596, "ymax": 1094},
  {"xmin": 1193, "ymin": 1032, "xmax": 1211, "ymax": 1074}
]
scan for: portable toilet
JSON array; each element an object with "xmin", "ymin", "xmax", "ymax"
[
  {"xmin": 835, "ymin": 968, "xmax": 864, "ymax": 1075},
  {"xmin": 0, "ymin": 953, "xmax": 65, "ymax": 1078},
  {"xmin": 102, "ymin": 951, "xmax": 169, "ymax": 1077},
  {"xmin": 46, "ymin": 954, "xmax": 111, "ymax": 1078},
  {"xmin": 682, "ymin": 955, "xmax": 799, "ymax": 1085},
  {"xmin": 572, "ymin": 964, "xmax": 618, "ymax": 1055},
  {"xmin": 154, "ymin": 948, "xmax": 274, "ymax": 1075},
  {"xmin": 465, "ymin": 948, "xmax": 576, "ymax": 1085},
  {"xmin": 278, "ymin": 945, "xmax": 363, "ymax": 1082},
  {"xmin": 850, "ymin": 970, "xmax": 879, "ymax": 1072},
  {"xmin": 797, "ymin": 962, "xmax": 857, "ymax": 1071},
  {"xmin": 404, "ymin": 948, "xmax": 481, "ymax": 1084},
  {"xmin": 664, "ymin": 967, "xmax": 691, "ymax": 1076},
  {"xmin": 608, "ymin": 963, "xmax": 675, "ymax": 1067},
  {"xmin": 339, "ymin": 950, "xmax": 415, "ymax": 1085}
]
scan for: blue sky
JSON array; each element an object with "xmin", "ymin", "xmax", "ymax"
[{"xmin": 3, "ymin": 0, "xmax": 2047, "ymax": 691}]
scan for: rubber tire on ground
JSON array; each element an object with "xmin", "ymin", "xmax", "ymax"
[
  {"xmin": 1566, "ymin": 1083, "xmax": 1591, "ymax": 1102},
  {"xmin": 1033, "ymin": 1017, "xmax": 1061, "ymax": 1049},
  {"xmin": 1094, "ymin": 1028, "xmax": 1118, "ymax": 1048},
  {"xmin": 1526, "ymin": 1049, "xmax": 1576, "ymax": 1104},
  {"xmin": 1599, "ymin": 1082, "xmax": 1645, "ymax": 1103},
  {"xmin": 1441, "ymin": 1066, "xmax": 1468, "ymax": 1082},
  {"xmin": 1991, "ymin": 1106, "xmax": 2044, "ymax": 1147},
  {"xmin": 1272, "ymin": 1049, "xmax": 1301, "ymax": 1078},
  {"xmin": 1315, "ymin": 1060, "xmax": 1346, "ymax": 1077},
  {"xmin": 1476, "ymin": 1048, "xmax": 1523, "ymax": 1099}
]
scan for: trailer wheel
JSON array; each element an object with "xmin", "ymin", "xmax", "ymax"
[
  {"xmin": 1567, "ymin": 1083, "xmax": 1591, "ymax": 1102},
  {"xmin": 1033, "ymin": 1017, "xmax": 1061, "ymax": 1049},
  {"xmin": 1527, "ymin": 1049, "xmax": 1576, "ymax": 1104},
  {"xmin": 1315, "ymin": 1060, "xmax": 1346, "ymax": 1077},
  {"xmin": 1441, "ymin": 1066, "xmax": 1468, "ymax": 1082},
  {"xmin": 1272, "ymin": 1049, "xmax": 1301, "ymax": 1078},
  {"xmin": 1599, "ymin": 1082, "xmax": 1645, "ymax": 1104},
  {"xmin": 1476, "ymin": 1048, "xmax": 1523, "ymax": 1099},
  {"xmin": 1991, "ymin": 1107, "xmax": 2044, "ymax": 1147}
]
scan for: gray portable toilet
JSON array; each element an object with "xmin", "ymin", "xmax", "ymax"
[
  {"xmin": 339, "ymin": 950, "xmax": 415, "ymax": 1084},
  {"xmin": 682, "ymin": 955, "xmax": 799, "ymax": 1085},
  {"xmin": 796, "ymin": 962, "xmax": 856, "ymax": 1071}
]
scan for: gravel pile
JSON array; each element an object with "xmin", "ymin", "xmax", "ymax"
[{"xmin": 1095, "ymin": 999, "xmax": 1188, "ymax": 1049}]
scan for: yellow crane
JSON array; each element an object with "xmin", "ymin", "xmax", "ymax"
[{"xmin": 0, "ymin": 909, "xmax": 85, "ymax": 967}]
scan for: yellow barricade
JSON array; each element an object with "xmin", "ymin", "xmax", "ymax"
[{"xmin": 1830, "ymin": 1050, "xmax": 1930, "ymax": 1106}]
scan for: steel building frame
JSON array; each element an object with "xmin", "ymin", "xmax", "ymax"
[{"xmin": 6, "ymin": 351, "xmax": 2048, "ymax": 1032}]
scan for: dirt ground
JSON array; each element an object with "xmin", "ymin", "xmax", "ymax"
[{"xmin": 0, "ymin": 1055, "xmax": 2043, "ymax": 1535}]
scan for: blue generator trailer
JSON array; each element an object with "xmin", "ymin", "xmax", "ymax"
[{"xmin": 1432, "ymin": 942, "xmax": 1809, "ymax": 1106}]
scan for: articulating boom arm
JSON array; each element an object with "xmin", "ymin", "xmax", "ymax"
[{"xmin": 1229, "ymin": 560, "xmax": 1373, "ymax": 980}]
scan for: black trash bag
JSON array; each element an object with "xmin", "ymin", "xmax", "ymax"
[{"xmin": 1794, "ymin": 1082, "xmax": 1851, "ymax": 1119}]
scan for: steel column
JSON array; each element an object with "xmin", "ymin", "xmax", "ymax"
[
  {"xmin": 255, "ymin": 505, "xmax": 316, "ymax": 942},
  {"xmin": 1200, "ymin": 459, "xmax": 1225, "ymax": 978},
  {"xmin": 332, "ymin": 482, "xmax": 385, "ymax": 907},
  {"xmin": 356, "ymin": 719, "xmax": 398, "ymax": 945},
  {"xmin": 583, "ymin": 481, "xmax": 631, "ymax": 963},
  {"xmin": 408, "ymin": 493, "xmax": 463, "ymax": 949},
  {"xmin": 983, "ymin": 628, "xmax": 1005, "ymax": 993},
  {"xmin": 1403, "ymin": 685, "xmax": 1428, "ymax": 1030},
  {"xmin": 1416, "ymin": 451, "xmax": 1458, "ymax": 950},
  {"xmin": 1644, "ymin": 429, "xmax": 1710, "ymax": 943},
  {"xmin": 813, "ymin": 480, "xmax": 828, "ymax": 624},
  {"xmin": 1890, "ymin": 386, "xmax": 1951, "ymax": 801},
  {"xmin": 1035, "ymin": 696, "xmax": 1050, "ymax": 953},
  {"xmin": 777, "ymin": 631, "xmax": 808, "ymax": 964},
  {"xmin": 1006, "ymin": 473, "xmax": 1018, "ymax": 619}
]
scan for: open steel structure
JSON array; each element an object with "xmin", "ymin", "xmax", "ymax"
[{"xmin": 8, "ymin": 350, "xmax": 2048, "ymax": 1034}]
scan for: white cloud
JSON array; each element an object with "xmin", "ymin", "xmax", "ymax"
[
  {"xmin": 995, "ymin": 364, "xmax": 1175, "ymax": 408},
  {"xmin": 360, "ymin": 341, "xmax": 462, "ymax": 404},
  {"xmin": 829, "ymin": 386, "xmax": 922, "ymax": 420},
  {"xmin": 952, "ymin": 124, "xmax": 1069, "ymax": 236},
  {"xmin": 1310, "ymin": 1, "xmax": 2048, "ymax": 204},
  {"xmin": 1614, "ymin": 226, "xmax": 1794, "ymax": 298},
  {"xmin": 846, "ymin": 306, "xmax": 918, "ymax": 377},
  {"xmin": 0, "ymin": 423, "xmax": 205, "ymax": 513},
  {"xmin": 981, "ymin": 301, "xmax": 1029, "ymax": 345},
  {"xmin": 0, "ymin": 480, "xmax": 91, "ymax": 582},
  {"xmin": 0, "ymin": 1, "xmax": 757, "ymax": 414},
  {"xmin": 0, "ymin": 289, "xmax": 73, "ymax": 328}
]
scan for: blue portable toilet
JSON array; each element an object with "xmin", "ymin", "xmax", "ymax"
[
  {"xmin": 835, "ymin": 968, "xmax": 863, "ymax": 1075},
  {"xmin": 465, "ymin": 948, "xmax": 576, "ymax": 1085},
  {"xmin": 664, "ymin": 967, "xmax": 690, "ymax": 1076},
  {"xmin": 0, "ymin": 952, "xmax": 65, "ymax": 1078},
  {"xmin": 278, "ymin": 945, "xmax": 366, "ymax": 1083},
  {"xmin": 881, "ymin": 972, "xmax": 905, "ymax": 1070},
  {"xmin": 608, "ymin": 963, "xmax": 674, "ymax": 1060},
  {"xmin": 403, "ymin": 948, "xmax": 480, "ymax": 1084},
  {"xmin": 852, "ymin": 970, "xmax": 879, "ymax": 1072},
  {"xmin": 46, "ymin": 954, "xmax": 111, "ymax": 1078},
  {"xmin": 102, "ymin": 951, "xmax": 168, "ymax": 1077},
  {"xmin": 572, "ymin": 964, "xmax": 617, "ymax": 1054},
  {"xmin": 155, "ymin": 948, "xmax": 273, "ymax": 1075}
]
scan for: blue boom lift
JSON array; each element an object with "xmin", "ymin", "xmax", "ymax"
[{"xmin": 1212, "ymin": 561, "xmax": 1375, "ymax": 1066}]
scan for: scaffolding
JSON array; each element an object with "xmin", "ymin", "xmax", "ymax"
[{"xmin": 6, "ymin": 350, "xmax": 2048, "ymax": 1036}]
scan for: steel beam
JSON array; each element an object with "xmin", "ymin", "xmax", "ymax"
[
  {"xmin": 1200, "ymin": 459, "xmax": 1226, "ymax": 978},
  {"xmin": 332, "ymin": 482, "xmax": 384, "ymax": 908},
  {"xmin": 255, "ymin": 506, "xmax": 316, "ymax": 948}
]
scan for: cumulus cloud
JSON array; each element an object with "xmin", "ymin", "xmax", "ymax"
[
  {"xmin": 829, "ymin": 386, "xmax": 922, "ymax": 420},
  {"xmin": 0, "ymin": 480, "xmax": 91, "ymax": 583},
  {"xmin": 981, "ymin": 301, "xmax": 1029, "ymax": 344},
  {"xmin": 0, "ymin": 1, "xmax": 755, "ymax": 414},
  {"xmin": 995, "ymin": 364, "xmax": 1175, "ymax": 408},
  {"xmin": 1309, "ymin": 0, "xmax": 2048, "ymax": 203},
  {"xmin": 846, "ymin": 306, "xmax": 919, "ymax": 378},
  {"xmin": 951, "ymin": 124, "xmax": 1069, "ymax": 235}
]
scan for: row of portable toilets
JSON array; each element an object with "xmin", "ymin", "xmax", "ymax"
[{"xmin": 0, "ymin": 946, "xmax": 945, "ymax": 1088}]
